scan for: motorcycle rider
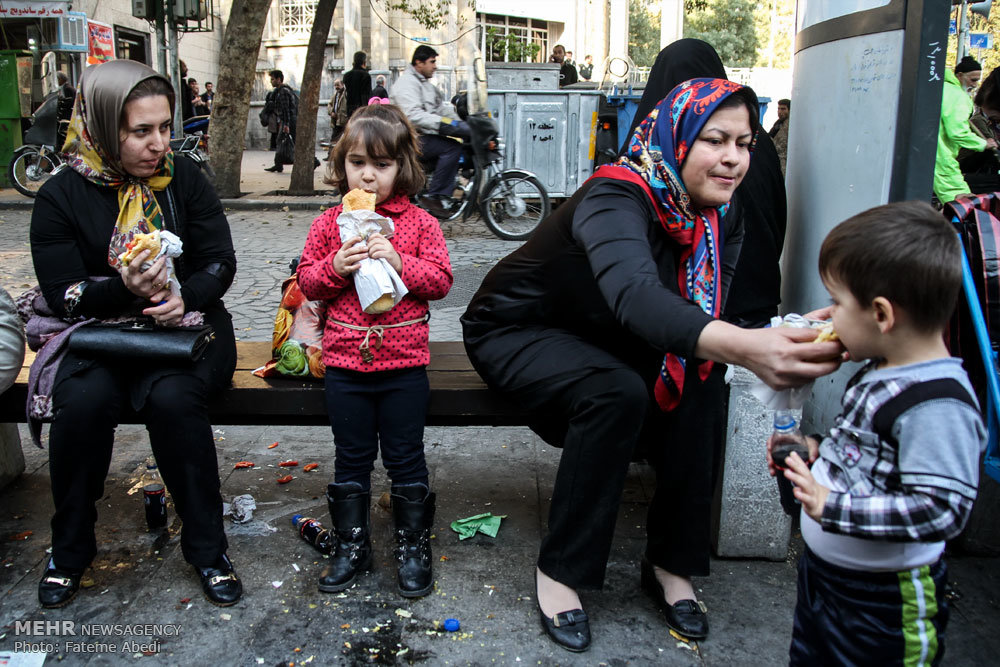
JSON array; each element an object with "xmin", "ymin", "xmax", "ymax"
[{"xmin": 391, "ymin": 45, "xmax": 470, "ymax": 217}]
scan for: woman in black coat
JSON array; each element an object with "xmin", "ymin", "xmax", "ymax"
[
  {"xmin": 462, "ymin": 76, "xmax": 838, "ymax": 652},
  {"xmin": 30, "ymin": 60, "xmax": 241, "ymax": 609}
]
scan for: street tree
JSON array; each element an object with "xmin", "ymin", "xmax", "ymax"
[
  {"xmin": 289, "ymin": 0, "xmax": 339, "ymax": 194},
  {"xmin": 629, "ymin": 0, "xmax": 661, "ymax": 68},
  {"xmin": 212, "ymin": 0, "xmax": 273, "ymax": 198},
  {"xmin": 684, "ymin": 0, "xmax": 758, "ymax": 68}
]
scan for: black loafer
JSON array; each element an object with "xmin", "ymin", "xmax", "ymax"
[
  {"xmin": 641, "ymin": 558, "xmax": 708, "ymax": 639},
  {"xmin": 38, "ymin": 561, "xmax": 82, "ymax": 609},
  {"xmin": 264, "ymin": 165, "xmax": 283, "ymax": 173},
  {"xmin": 196, "ymin": 554, "xmax": 242, "ymax": 607},
  {"xmin": 538, "ymin": 605, "xmax": 591, "ymax": 652}
]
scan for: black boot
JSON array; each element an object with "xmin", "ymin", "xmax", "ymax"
[
  {"xmin": 391, "ymin": 483, "xmax": 435, "ymax": 598},
  {"xmin": 318, "ymin": 482, "xmax": 372, "ymax": 593}
]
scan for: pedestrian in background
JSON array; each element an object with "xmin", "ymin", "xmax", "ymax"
[
  {"xmin": 372, "ymin": 74, "xmax": 388, "ymax": 99},
  {"xmin": 327, "ymin": 78, "xmax": 348, "ymax": 157},
  {"xmin": 344, "ymin": 51, "xmax": 372, "ymax": 118},
  {"xmin": 934, "ymin": 59, "xmax": 996, "ymax": 203},
  {"xmin": 579, "ymin": 55, "xmax": 594, "ymax": 81},
  {"xmin": 264, "ymin": 70, "xmax": 300, "ymax": 173}
]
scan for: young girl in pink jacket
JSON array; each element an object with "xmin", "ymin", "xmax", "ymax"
[{"xmin": 297, "ymin": 104, "xmax": 452, "ymax": 598}]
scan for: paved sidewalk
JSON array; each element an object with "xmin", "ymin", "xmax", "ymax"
[{"xmin": 0, "ymin": 153, "xmax": 999, "ymax": 665}]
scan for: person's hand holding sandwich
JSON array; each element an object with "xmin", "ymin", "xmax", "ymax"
[{"xmin": 119, "ymin": 231, "xmax": 185, "ymax": 326}]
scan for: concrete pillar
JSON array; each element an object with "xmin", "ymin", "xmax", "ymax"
[
  {"xmin": 369, "ymin": 0, "xmax": 390, "ymax": 70},
  {"xmin": 712, "ymin": 366, "xmax": 791, "ymax": 560},
  {"xmin": 660, "ymin": 0, "xmax": 684, "ymax": 48},
  {"xmin": 0, "ymin": 423, "xmax": 24, "ymax": 490},
  {"xmin": 608, "ymin": 0, "xmax": 629, "ymax": 57},
  {"xmin": 343, "ymin": 0, "xmax": 363, "ymax": 68}
]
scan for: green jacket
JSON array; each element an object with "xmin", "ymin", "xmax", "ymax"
[{"xmin": 934, "ymin": 69, "xmax": 986, "ymax": 203}]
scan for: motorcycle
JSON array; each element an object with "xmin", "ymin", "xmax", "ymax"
[
  {"xmin": 7, "ymin": 91, "xmax": 64, "ymax": 197},
  {"xmin": 416, "ymin": 55, "xmax": 550, "ymax": 241},
  {"xmin": 8, "ymin": 97, "xmax": 214, "ymax": 197}
]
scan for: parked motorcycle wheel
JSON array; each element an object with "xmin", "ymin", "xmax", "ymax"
[
  {"xmin": 8, "ymin": 147, "xmax": 59, "ymax": 197},
  {"xmin": 481, "ymin": 171, "xmax": 549, "ymax": 241}
]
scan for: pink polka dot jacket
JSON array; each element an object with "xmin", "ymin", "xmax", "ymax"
[{"xmin": 297, "ymin": 193, "xmax": 453, "ymax": 371}]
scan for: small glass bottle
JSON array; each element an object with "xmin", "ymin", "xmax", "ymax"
[
  {"xmin": 292, "ymin": 514, "xmax": 332, "ymax": 554},
  {"xmin": 771, "ymin": 410, "xmax": 809, "ymax": 470},
  {"xmin": 141, "ymin": 459, "xmax": 167, "ymax": 530}
]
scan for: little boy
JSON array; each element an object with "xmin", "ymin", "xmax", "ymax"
[{"xmin": 771, "ymin": 201, "xmax": 986, "ymax": 666}]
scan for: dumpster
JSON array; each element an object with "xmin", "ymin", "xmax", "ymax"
[
  {"xmin": 0, "ymin": 50, "xmax": 32, "ymax": 188},
  {"xmin": 487, "ymin": 90, "xmax": 603, "ymax": 198}
]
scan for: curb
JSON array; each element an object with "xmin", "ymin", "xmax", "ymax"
[{"xmin": 0, "ymin": 198, "xmax": 337, "ymax": 212}]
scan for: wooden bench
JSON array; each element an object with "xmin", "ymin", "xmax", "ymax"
[{"xmin": 0, "ymin": 341, "xmax": 525, "ymax": 427}]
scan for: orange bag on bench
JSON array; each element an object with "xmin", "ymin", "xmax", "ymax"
[{"xmin": 253, "ymin": 274, "xmax": 326, "ymax": 379}]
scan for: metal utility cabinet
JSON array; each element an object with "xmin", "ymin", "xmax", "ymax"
[{"xmin": 487, "ymin": 90, "xmax": 602, "ymax": 198}]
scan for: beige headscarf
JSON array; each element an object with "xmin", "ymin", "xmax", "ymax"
[{"xmin": 61, "ymin": 60, "xmax": 177, "ymax": 269}]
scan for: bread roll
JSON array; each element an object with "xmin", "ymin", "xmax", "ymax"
[
  {"xmin": 119, "ymin": 230, "xmax": 161, "ymax": 267},
  {"xmin": 813, "ymin": 324, "xmax": 839, "ymax": 343},
  {"xmin": 364, "ymin": 294, "xmax": 395, "ymax": 314},
  {"xmin": 342, "ymin": 188, "xmax": 377, "ymax": 212}
]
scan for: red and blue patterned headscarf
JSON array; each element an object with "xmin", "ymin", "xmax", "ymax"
[{"xmin": 591, "ymin": 77, "xmax": 754, "ymax": 412}]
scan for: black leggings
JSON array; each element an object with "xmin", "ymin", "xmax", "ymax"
[
  {"xmin": 324, "ymin": 367, "xmax": 430, "ymax": 491},
  {"xmin": 48, "ymin": 364, "xmax": 227, "ymax": 571}
]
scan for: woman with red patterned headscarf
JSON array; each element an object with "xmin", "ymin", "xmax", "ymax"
[{"xmin": 461, "ymin": 78, "xmax": 843, "ymax": 651}]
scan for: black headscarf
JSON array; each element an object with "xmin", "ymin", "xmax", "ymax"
[{"xmin": 625, "ymin": 39, "xmax": 786, "ymax": 326}]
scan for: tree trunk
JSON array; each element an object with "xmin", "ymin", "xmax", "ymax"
[
  {"xmin": 289, "ymin": 0, "xmax": 338, "ymax": 194},
  {"xmin": 211, "ymin": 0, "xmax": 273, "ymax": 198}
]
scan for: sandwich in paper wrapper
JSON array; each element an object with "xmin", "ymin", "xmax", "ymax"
[
  {"xmin": 749, "ymin": 314, "xmax": 839, "ymax": 410},
  {"xmin": 118, "ymin": 229, "xmax": 185, "ymax": 298},
  {"xmin": 338, "ymin": 189, "xmax": 408, "ymax": 314}
]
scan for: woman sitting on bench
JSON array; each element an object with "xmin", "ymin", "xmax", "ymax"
[{"xmin": 29, "ymin": 60, "xmax": 241, "ymax": 609}]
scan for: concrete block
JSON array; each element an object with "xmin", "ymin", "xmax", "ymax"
[
  {"xmin": 712, "ymin": 365, "xmax": 791, "ymax": 560},
  {"xmin": 0, "ymin": 422, "xmax": 25, "ymax": 490}
]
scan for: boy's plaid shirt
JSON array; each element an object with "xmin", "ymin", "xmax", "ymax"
[{"xmin": 817, "ymin": 361, "xmax": 981, "ymax": 543}]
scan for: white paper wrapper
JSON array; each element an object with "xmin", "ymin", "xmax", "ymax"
[
  {"xmin": 337, "ymin": 209, "xmax": 409, "ymax": 314},
  {"xmin": 750, "ymin": 314, "xmax": 830, "ymax": 410}
]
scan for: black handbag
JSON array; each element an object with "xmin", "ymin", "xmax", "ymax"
[
  {"xmin": 68, "ymin": 321, "xmax": 215, "ymax": 363},
  {"xmin": 276, "ymin": 131, "xmax": 295, "ymax": 165}
]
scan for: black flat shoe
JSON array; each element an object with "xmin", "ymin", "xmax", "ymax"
[
  {"xmin": 196, "ymin": 554, "xmax": 242, "ymax": 607},
  {"xmin": 538, "ymin": 605, "xmax": 591, "ymax": 652},
  {"xmin": 38, "ymin": 560, "xmax": 82, "ymax": 609},
  {"xmin": 264, "ymin": 165, "xmax": 283, "ymax": 173},
  {"xmin": 640, "ymin": 558, "xmax": 708, "ymax": 639}
]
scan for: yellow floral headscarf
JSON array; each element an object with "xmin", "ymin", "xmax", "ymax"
[{"xmin": 61, "ymin": 60, "xmax": 175, "ymax": 270}]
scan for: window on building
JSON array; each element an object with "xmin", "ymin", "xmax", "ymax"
[
  {"xmin": 477, "ymin": 13, "xmax": 547, "ymax": 63},
  {"xmin": 278, "ymin": 0, "xmax": 317, "ymax": 39}
]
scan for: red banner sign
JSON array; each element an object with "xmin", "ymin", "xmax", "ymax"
[{"xmin": 87, "ymin": 20, "xmax": 114, "ymax": 65}]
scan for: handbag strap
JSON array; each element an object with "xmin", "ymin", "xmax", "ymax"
[{"xmin": 163, "ymin": 184, "xmax": 186, "ymax": 279}]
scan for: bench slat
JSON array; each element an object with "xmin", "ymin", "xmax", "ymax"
[{"xmin": 1, "ymin": 341, "xmax": 525, "ymax": 427}]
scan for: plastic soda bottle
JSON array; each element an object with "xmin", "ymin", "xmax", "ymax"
[
  {"xmin": 771, "ymin": 410, "xmax": 809, "ymax": 470},
  {"xmin": 142, "ymin": 459, "xmax": 167, "ymax": 530},
  {"xmin": 292, "ymin": 514, "xmax": 332, "ymax": 554}
]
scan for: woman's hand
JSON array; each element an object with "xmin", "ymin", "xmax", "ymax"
[
  {"xmin": 142, "ymin": 292, "xmax": 185, "ymax": 327},
  {"xmin": 802, "ymin": 305, "xmax": 833, "ymax": 322},
  {"xmin": 333, "ymin": 236, "xmax": 367, "ymax": 277},
  {"xmin": 696, "ymin": 321, "xmax": 844, "ymax": 390},
  {"xmin": 367, "ymin": 233, "xmax": 402, "ymax": 274},
  {"xmin": 122, "ymin": 251, "xmax": 169, "ymax": 299}
]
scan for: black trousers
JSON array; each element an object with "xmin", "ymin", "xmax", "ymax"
[
  {"xmin": 419, "ymin": 134, "xmax": 462, "ymax": 197},
  {"xmin": 464, "ymin": 324, "xmax": 725, "ymax": 589},
  {"xmin": 48, "ymin": 365, "xmax": 228, "ymax": 571},
  {"xmin": 790, "ymin": 548, "xmax": 948, "ymax": 666},
  {"xmin": 324, "ymin": 367, "xmax": 430, "ymax": 491}
]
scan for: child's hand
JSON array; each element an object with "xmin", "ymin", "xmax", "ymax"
[
  {"xmin": 333, "ymin": 236, "xmax": 367, "ymax": 277},
  {"xmin": 367, "ymin": 233, "xmax": 402, "ymax": 274},
  {"xmin": 783, "ymin": 452, "xmax": 830, "ymax": 522},
  {"xmin": 764, "ymin": 434, "xmax": 819, "ymax": 477}
]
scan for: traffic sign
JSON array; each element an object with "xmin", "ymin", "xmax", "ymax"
[
  {"xmin": 950, "ymin": 18, "xmax": 957, "ymax": 35},
  {"xmin": 969, "ymin": 32, "xmax": 994, "ymax": 49}
]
